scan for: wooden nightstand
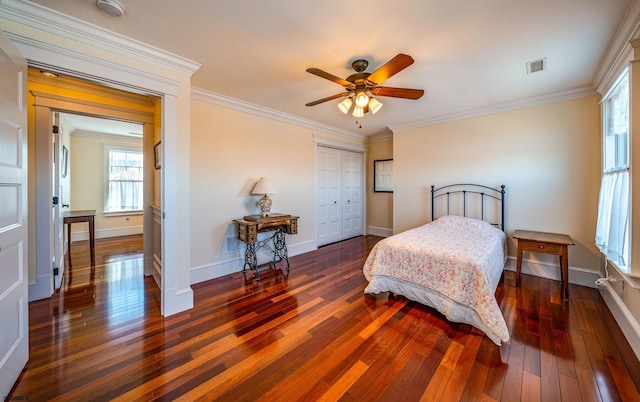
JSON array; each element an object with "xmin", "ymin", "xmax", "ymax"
[{"xmin": 512, "ymin": 230, "xmax": 574, "ymax": 300}]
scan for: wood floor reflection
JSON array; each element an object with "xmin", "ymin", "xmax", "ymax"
[{"xmin": 8, "ymin": 234, "xmax": 640, "ymax": 401}]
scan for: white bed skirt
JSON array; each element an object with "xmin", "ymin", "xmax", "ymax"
[{"xmin": 364, "ymin": 275, "xmax": 507, "ymax": 345}]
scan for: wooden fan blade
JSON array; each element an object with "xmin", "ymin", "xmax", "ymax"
[
  {"xmin": 306, "ymin": 68, "xmax": 353, "ymax": 87},
  {"xmin": 305, "ymin": 92, "xmax": 351, "ymax": 106},
  {"xmin": 366, "ymin": 54, "xmax": 415, "ymax": 85},
  {"xmin": 371, "ymin": 86, "xmax": 424, "ymax": 100}
]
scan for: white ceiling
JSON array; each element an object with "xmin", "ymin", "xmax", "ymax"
[
  {"xmin": 59, "ymin": 113, "xmax": 142, "ymax": 138},
  {"xmin": 29, "ymin": 0, "xmax": 631, "ymax": 137}
]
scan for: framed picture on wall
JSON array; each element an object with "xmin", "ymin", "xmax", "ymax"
[
  {"xmin": 154, "ymin": 141, "xmax": 161, "ymax": 169},
  {"xmin": 61, "ymin": 146, "xmax": 69, "ymax": 178},
  {"xmin": 374, "ymin": 159, "xmax": 393, "ymax": 192}
]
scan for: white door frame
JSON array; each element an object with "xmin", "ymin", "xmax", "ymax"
[
  {"xmin": 30, "ymin": 93, "xmax": 156, "ymax": 301},
  {"xmin": 1, "ymin": 0, "xmax": 198, "ymax": 316}
]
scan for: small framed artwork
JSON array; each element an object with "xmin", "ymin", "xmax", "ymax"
[
  {"xmin": 154, "ymin": 141, "xmax": 161, "ymax": 170},
  {"xmin": 373, "ymin": 159, "xmax": 393, "ymax": 193},
  {"xmin": 61, "ymin": 146, "xmax": 69, "ymax": 178}
]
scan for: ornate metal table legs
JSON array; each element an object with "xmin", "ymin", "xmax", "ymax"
[{"xmin": 242, "ymin": 227, "xmax": 290, "ymax": 280}]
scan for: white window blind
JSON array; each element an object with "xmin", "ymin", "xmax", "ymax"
[
  {"xmin": 595, "ymin": 70, "xmax": 630, "ymax": 269},
  {"xmin": 105, "ymin": 149, "xmax": 143, "ymax": 212}
]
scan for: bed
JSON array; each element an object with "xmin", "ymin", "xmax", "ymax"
[{"xmin": 363, "ymin": 184, "xmax": 509, "ymax": 345}]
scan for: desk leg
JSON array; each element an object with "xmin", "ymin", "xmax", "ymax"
[
  {"xmin": 516, "ymin": 243, "xmax": 523, "ymax": 288},
  {"xmin": 66, "ymin": 223, "xmax": 72, "ymax": 267},
  {"xmin": 243, "ymin": 243, "xmax": 259, "ymax": 280},
  {"xmin": 273, "ymin": 228, "xmax": 290, "ymax": 271},
  {"xmin": 561, "ymin": 247, "xmax": 569, "ymax": 300},
  {"xmin": 89, "ymin": 216, "xmax": 95, "ymax": 263}
]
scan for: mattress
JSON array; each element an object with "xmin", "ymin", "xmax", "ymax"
[{"xmin": 363, "ymin": 215, "xmax": 509, "ymax": 345}]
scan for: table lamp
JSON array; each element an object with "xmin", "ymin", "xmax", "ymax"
[{"xmin": 251, "ymin": 177, "xmax": 277, "ymax": 217}]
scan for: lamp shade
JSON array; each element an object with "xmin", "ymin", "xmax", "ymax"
[
  {"xmin": 251, "ymin": 177, "xmax": 277, "ymax": 195},
  {"xmin": 352, "ymin": 105, "xmax": 364, "ymax": 118},
  {"xmin": 338, "ymin": 97, "xmax": 353, "ymax": 114},
  {"xmin": 354, "ymin": 90, "xmax": 369, "ymax": 107},
  {"xmin": 368, "ymin": 97, "xmax": 383, "ymax": 114}
]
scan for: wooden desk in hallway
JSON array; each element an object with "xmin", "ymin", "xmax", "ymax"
[{"xmin": 63, "ymin": 209, "xmax": 96, "ymax": 263}]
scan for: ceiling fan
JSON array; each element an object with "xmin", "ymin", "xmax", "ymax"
[{"xmin": 305, "ymin": 53, "xmax": 424, "ymax": 119}]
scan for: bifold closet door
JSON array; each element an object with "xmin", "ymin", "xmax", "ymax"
[
  {"xmin": 342, "ymin": 151, "xmax": 363, "ymax": 239},
  {"xmin": 315, "ymin": 146, "xmax": 363, "ymax": 246}
]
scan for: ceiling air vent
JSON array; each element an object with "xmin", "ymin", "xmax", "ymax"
[{"xmin": 526, "ymin": 58, "xmax": 547, "ymax": 74}]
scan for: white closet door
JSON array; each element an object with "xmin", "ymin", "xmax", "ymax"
[
  {"xmin": 316, "ymin": 146, "xmax": 342, "ymax": 246},
  {"xmin": 342, "ymin": 150, "xmax": 363, "ymax": 239}
]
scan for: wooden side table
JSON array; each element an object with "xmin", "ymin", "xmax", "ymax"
[
  {"xmin": 63, "ymin": 209, "xmax": 96, "ymax": 264},
  {"xmin": 233, "ymin": 213, "xmax": 299, "ymax": 280},
  {"xmin": 513, "ymin": 230, "xmax": 574, "ymax": 300}
]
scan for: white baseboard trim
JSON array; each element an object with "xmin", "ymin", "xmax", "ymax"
[
  {"xmin": 190, "ymin": 239, "xmax": 317, "ymax": 285},
  {"xmin": 152, "ymin": 254, "xmax": 162, "ymax": 288},
  {"xmin": 504, "ymin": 256, "xmax": 599, "ymax": 288},
  {"xmin": 71, "ymin": 226, "xmax": 143, "ymax": 242},
  {"xmin": 367, "ymin": 226, "xmax": 393, "ymax": 237},
  {"xmin": 599, "ymin": 282, "xmax": 640, "ymax": 361},
  {"xmin": 162, "ymin": 286, "xmax": 194, "ymax": 316}
]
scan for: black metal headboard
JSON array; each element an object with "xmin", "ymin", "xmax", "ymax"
[{"xmin": 431, "ymin": 184, "xmax": 506, "ymax": 231}]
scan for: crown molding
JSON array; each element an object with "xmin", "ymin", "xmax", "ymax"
[
  {"xmin": 0, "ymin": 0, "xmax": 201, "ymax": 76},
  {"xmin": 28, "ymin": 67, "xmax": 156, "ymax": 107},
  {"xmin": 368, "ymin": 133, "xmax": 393, "ymax": 143},
  {"xmin": 191, "ymin": 87, "xmax": 365, "ymax": 141},
  {"xmin": 594, "ymin": 0, "xmax": 640, "ymax": 94},
  {"xmin": 30, "ymin": 90, "xmax": 154, "ymax": 121},
  {"xmin": 6, "ymin": 31, "xmax": 180, "ymax": 96},
  {"xmin": 390, "ymin": 85, "xmax": 598, "ymax": 132}
]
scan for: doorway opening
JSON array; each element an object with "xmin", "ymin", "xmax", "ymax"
[
  {"xmin": 28, "ymin": 69, "xmax": 161, "ymax": 309},
  {"xmin": 57, "ymin": 113, "xmax": 147, "ymax": 315}
]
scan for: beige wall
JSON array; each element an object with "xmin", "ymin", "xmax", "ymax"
[
  {"xmin": 367, "ymin": 138, "xmax": 393, "ymax": 234},
  {"xmin": 69, "ymin": 133, "xmax": 144, "ymax": 238},
  {"xmin": 394, "ymin": 95, "xmax": 602, "ymax": 272},
  {"xmin": 189, "ymin": 99, "xmax": 364, "ymax": 280}
]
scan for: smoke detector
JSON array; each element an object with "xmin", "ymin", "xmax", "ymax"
[{"xmin": 97, "ymin": 0, "xmax": 125, "ymax": 17}]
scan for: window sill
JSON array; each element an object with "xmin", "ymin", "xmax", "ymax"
[
  {"xmin": 607, "ymin": 259, "xmax": 640, "ymax": 289},
  {"xmin": 104, "ymin": 210, "xmax": 143, "ymax": 217}
]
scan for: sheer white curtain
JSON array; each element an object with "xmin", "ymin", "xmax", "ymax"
[
  {"xmin": 595, "ymin": 168, "xmax": 629, "ymax": 267},
  {"xmin": 106, "ymin": 150, "xmax": 143, "ymax": 212}
]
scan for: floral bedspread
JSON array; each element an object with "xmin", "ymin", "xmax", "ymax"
[{"xmin": 363, "ymin": 215, "xmax": 509, "ymax": 343}]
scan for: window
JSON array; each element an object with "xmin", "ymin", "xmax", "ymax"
[
  {"xmin": 105, "ymin": 147, "xmax": 143, "ymax": 213},
  {"xmin": 595, "ymin": 69, "xmax": 630, "ymax": 270}
]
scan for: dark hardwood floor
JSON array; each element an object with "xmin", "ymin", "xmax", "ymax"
[{"xmin": 7, "ymin": 234, "xmax": 640, "ymax": 401}]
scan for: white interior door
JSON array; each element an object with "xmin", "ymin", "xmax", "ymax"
[
  {"xmin": 0, "ymin": 30, "xmax": 29, "ymax": 397},
  {"xmin": 52, "ymin": 113, "xmax": 64, "ymax": 289},
  {"xmin": 315, "ymin": 146, "xmax": 342, "ymax": 246}
]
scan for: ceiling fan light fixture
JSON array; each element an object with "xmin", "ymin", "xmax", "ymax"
[
  {"xmin": 354, "ymin": 90, "xmax": 369, "ymax": 108},
  {"xmin": 352, "ymin": 105, "xmax": 364, "ymax": 118},
  {"xmin": 338, "ymin": 97, "xmax": 353, "ymax": 114},
  {"xmin": 369, "ymin": 97, "xmax": 383, "ymax": 114}
]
